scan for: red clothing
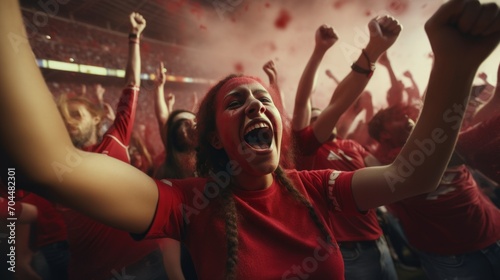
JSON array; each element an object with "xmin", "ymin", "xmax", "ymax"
[
  {"xmin": 61, "ymin": 87, "xmax": 159, "ymax": 280},
  {"xmin": 293, "ymin": 126, "xmax": 382, "ymax": 241},
  {"xmin": 21, "ymin": 193, "xmax": 67, "ymax": 248},
  {"xmin": 136, "ymin": 169, "xmax": 357, "ymax": 280},
  {"xmin": 457, "ymin": 114, "xmax": 500, "ymax": 184},
  {"xmin": 387, "ymin": 165, "xmax": 500, "ymax": 255}
]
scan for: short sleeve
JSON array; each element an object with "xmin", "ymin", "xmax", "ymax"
[
  {"xmin": 131, "ymin": 179, "xmax": 186, "ymax": 241},
  {"xmin": 323, "ymin": 170, "xmax": 359, "ymax": 215},
  {"xmin": 298, "ymin": 169, "xmax": 359, "ymax": 215}
]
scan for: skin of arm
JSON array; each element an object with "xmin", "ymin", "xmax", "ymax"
[
  {"xmin": 15, "ymin": 224, "xmax": 42, "ymax": 280},
  {"xmin": 0, "ymin": 2, "xmax": 158, "ymax": 234},
  {"xmin": 292, "ymin": 25, "xmax": 338, "ymax": 132},
  {"xmin": 124, "ymin": 12, "xmax": 146, "ymax": 88},
  {"xmin": 351, "ymin": 0, "xmax": 500, "ymax": 211},
  {"xmin": 159, "ymin": 239, "xmax": 186, "ymax": 280},
  {"xmin": 154, "ymin": 62, "xmax": 170, "ymax": 146},
  {"xmin": 379, "ymin": 51, "xmax": 405, "ymax": 107},
  {"xmin": 469, "ymin": 64, "xmax": 500, "ymax": 126},
  {"xmin": 403, "ymin": 70, "xmax": 421, "ymax": 103},
  {"xmin": 312, "ymin": 16, "xmax": 403, "ymax": 143},
  {"xmin": 263, "ymin": 59, "xmax": 285, "ymax": 111}
]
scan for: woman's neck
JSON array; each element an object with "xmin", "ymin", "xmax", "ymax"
[{"xmin": 233, "ymin": 172, "xmax": 274, "ymax": 191}]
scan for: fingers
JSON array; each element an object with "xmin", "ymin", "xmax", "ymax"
[
  {"xmin": 482, "ymin": 4, "xmax": 500, "ymax": 36},
  {"xmin": 377, "ymin": 15, "xmax": 402, "ymax": 35},
  {"xmin": 318, "ymin": 24, "xmax": 338, "ymax": 41},
  {"xmin": 427, "ymin": 0, "xmax": 470, "ymax": 27},
  {"xmin": 457, "ymin": 0, "xmax": 482, "ymax": 33},
  {"xmin": 368, "ymin": 17, "xmax": 382, "ymax": 36},
  {"xmin": 468, "ymin": 3, "xmax": 498, "ymax": 36}
]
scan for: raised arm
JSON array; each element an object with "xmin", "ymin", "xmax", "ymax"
[
  {"xmin": 325, "ymin": 69, "xmax": 340, "ymax": 84},
  {"xmin": 379, "ymin": 52, "xmax": 405, "ymax": 107},
  {"xmin": 154, "ymin": 62, "xmax": 171, "ymax": 145},
  {"xmin": 351, "ymin": 0, "xmax": 500, "ymax": 210},
  {"xmin": 124, "ymin": 12, "xmax": 146, "ymax": 87},
  {"xmin": 403, "ymin": 70, "xmax": 421, "ymax": 104},
  {"xmin": 469, "ymin": 63, "xmax": 500, "ymax": 126},
  {"xmin": 292, "ymin": 25, "xmax": 338, "ymax": 131},
  {"xmin": 0, "ymin": 1, "xmax": 158, "ymax": 234},
  {"xmin": 263, "ymin": 59, "xmax": 285, "ymax": 112},
  {"xmin": 312, "ymin": 16, "xmax": 402, "ymax": 142}
]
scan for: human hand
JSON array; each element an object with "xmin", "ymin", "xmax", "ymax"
[
  {"xmin": 314, "ymin": 24, "xmax": 339, "ymax": 53},
  {"xmin": 425, "ymin": 0, "xmax": 500, "ymax": 68},
  {"xmin": 95, "ymin": 84, "xmax": 105, "ymax": 100},
  {"xmin": 263, "ymin": 60, "xmax": 278, "ymax": 85},
  {"xmin": 130, "ymin": 12, "xmax": 146, "ymax": 35},
  {"xmin": 103, "ymin": 103, "xmax": 116, "ymax": 121},
  {"xmin": 477, "ymin": 72, "xmax": 488, "ymax": 82},
  {"xmin": 155, "ymin": 62, "xmax": 167, "ymax": 87},
  {"xmin": 366, "ymin": 16, "xmax": 402, "ymax": 59},
  {"xmin": 403, "ymin": 70, "xmax": 412, "ymax": 78},
  {"xmin": 166, "ymin": 93, "xmax": 175, "ymax": 112}
]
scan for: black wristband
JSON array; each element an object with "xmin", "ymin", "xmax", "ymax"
[
  {"xmin": 129, "ymin": 33, "xmax": 138, "ymax": 39},
  {"xmin": 351, "ymin": 63, "xmax": 375, "ymax": 78}
]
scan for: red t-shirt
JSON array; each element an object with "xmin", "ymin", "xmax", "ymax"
[
  {"xmin": 456, "ymin": 114, "xmax": 500, "ymax": 184},
  {"xmin": 135, "ymin": 169, "xmax": 357, "ymax": 279},
  {"xmin": 387, "ymin": 165, "xmax": 500, "ymax": 255},
  {"xmin": 61, "ymin": 87, "xmax": 159, "ymax": 280},
  {"xmin": 293, "ymin": 126, "xmax": 382, "ymax": 241},
  {"xmin": 21, "ymin": 193, "xmax": 67, "ymax": 248}
]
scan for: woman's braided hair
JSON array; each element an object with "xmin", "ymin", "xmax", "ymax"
[{"xmin": 196, "ymin": 75, "xmax": 332, "ymax": 279}]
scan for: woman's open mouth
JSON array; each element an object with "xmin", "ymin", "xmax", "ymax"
[{"xmin": 243, "ymin": 121, "xmax": 273, "ymax": 151}]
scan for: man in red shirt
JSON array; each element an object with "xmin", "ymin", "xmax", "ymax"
[{"xmin": 55, "ymin": 13, "xmax": 166, "ymax": 280}]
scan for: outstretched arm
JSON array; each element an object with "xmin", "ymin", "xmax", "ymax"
[
  {"xmin": 313, "ymin": 16, "xmax": 402, "ymax": 143},
  {"xmin": 0, "ymin": 1, "xmax": 158, "ymax": 234},
  {"xmin": 124, "ymin": 12, "xmax": 146, "ymax": 88},
  {"xmin": 379, "ymin": 52, "xmax": 404, "ymax": 107},
  {"xmin": 403, "ymin": 70, "xmax": 421, "ymax": 103},
  {"xmin": 292, "ymin": 25, "xmax": 338, "ymax": 132},
  {"xmin": 469, "ymin": 63, "xmax": 500, "ymax": 126},
  {"xmin": 351, "ymin": 0, "xmax": 500, "ymax": 210},
  {"xmin": 154, "ymin": 62, "xmax": 171, "ymax": 146}
]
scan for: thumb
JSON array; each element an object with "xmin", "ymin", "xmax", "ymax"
[{"xmin": 368, "ymin": 18, "xmax": 382, "ymax": 37}]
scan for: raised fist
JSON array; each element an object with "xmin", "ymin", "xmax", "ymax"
[
  {"xmin": 314, "ymin": 25, "xmax": 338, "ymax": 53},
  {"xmin": 155, "ymin": 62, "xmax": 167, "ymax": 87},
  {"xmin": 367, "ymin": 16, "xmax": 402, "ymax": 58},
  {"xmin": 425, "ymin": 0, "xmax": 500, "ymax": 68},
  {"xmin": 130, "ymin": 12, "xmax": 146, "ymax": 35}
]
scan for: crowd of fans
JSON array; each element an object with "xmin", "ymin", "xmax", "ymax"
[
  {"xmin": 1, "ymin": 1, "xmax": 499, "ymax": 280},
  {"xmin": 23, "ymin": 9, "xmax": 215, "ymax": 78}
]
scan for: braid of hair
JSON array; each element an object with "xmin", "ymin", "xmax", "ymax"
[
  {"xmin": 220, "ymin": 185, "xmax": 239, "ymax": 280},
  {"xmin": 275, "ymin": 166, "xmax": 333, "ymax": 245}
]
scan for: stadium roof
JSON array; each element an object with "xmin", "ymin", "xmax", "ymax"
[{"xmin": 20, "ymin": 0, "xmax": 205, "ymax": 43}]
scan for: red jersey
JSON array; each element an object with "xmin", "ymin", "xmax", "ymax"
[
  {"xmin": 293, "ymin": 126, "xmax": 382, "ymax": 241},
  {"xmin": 457, "ymin": 114, "xmax": 500, "ymax": 184},
  {"xmin": 135, "ymin": 169, "xmax": 357, "ymax": 280},
  {"xmin": 387, "ymin": 165, "xmax": 500, "ymax": 255},
  {"xmin": 21, "ymin": 193, "xmax": 67, "ymax": 248},
  {"xmin": 61, "ymin": 87, "xmax": 159, "ymax": 280}
]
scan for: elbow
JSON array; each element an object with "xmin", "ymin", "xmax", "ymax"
[{"xmin": 386, "ymin": 163, "xmax": 442, "ymax": 198}]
